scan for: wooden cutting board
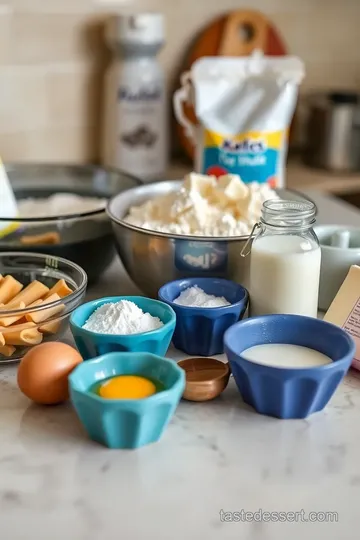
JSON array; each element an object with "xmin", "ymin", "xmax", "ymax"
[{"xmin": 174, "ymin": 10, "xmax": 290, "ymax": 160}]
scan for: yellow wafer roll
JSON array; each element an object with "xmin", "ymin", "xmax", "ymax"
[
  {"xmin": 0, "ymin": 276, "xmax": 23, "ymax": 304},
  {"xmin": 25, "ymin": 293, "xmax": 64, "ymax": 324},
  {"xmin": 20, "ymin": 232, "xmax": 60, "ymax": 245},
  {"xmin": 24, "ymin": 299, "xmax": 45, "ymax": 323},
  {"xmin": 44, "ymin": 279, "xmax": 72, "ymax": 299},
  {"xmin": 6, "ymin": 329, "xmax": 42, "ymax": 346},
  {"xmin": 27, "ymin": 299, "xmax": 43, "ymax": 309},
  {"xmin": 3, "ymin": 322, "xmax": 42, "ymax": 346},
  {"xmin": 39, "ymin": 320, "xmax": 61, "ymax": 334},
  {"xmin": 6, "ymin": 280, "xmax": 49, "ymax": 308},
  {"xmin": 0, "ymin": 302, "xmax": 26, "ymax": 327},
  {"xmin": 0, "ymin": 332, "xmax": 4, "ymax": 346},
  {"xmin": 6, "ymin": 299, "xmax": 43, "ymax": 326},
  {"xmin": 0, "ymin": 301, "xmax": 24, "ymax": 311},
  {"xmin": 0, "ymin": 344, "xmax": 15, "ymax": 357},
  {"xmin": 3, "ymin": 321, "xmax": 34, "ymax": 330}
]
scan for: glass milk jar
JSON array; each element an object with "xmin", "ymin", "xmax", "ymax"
[{"xmin": 247, "ymin": 199, "xmax": 321, "ymax": 317}]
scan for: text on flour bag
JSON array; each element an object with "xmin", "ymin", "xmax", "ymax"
[{"xmin": 174, "ymin": 51, "xmax": 305, "ymax": 188}]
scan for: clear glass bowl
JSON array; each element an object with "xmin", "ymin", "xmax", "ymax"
[
  {"xmin": 0, "ymin": 164, "xmax": 142, "ymax": 284},
  {"xmin": 0, "ymin": 252, "xmax": 87, "ymax": 363}
]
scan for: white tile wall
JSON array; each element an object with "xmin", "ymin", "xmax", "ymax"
[{"xmin": 0, "ymin": 0, "xmax": 358, "ymax": 162}]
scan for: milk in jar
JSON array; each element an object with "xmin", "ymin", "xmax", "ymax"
[{"xmin": 248, "ymin": 200, "xmax": 321, "ymax": 317}]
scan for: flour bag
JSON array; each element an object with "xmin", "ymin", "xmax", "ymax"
[{"xmin": 174, "ymin": 51, "xmax": 305, "ymax": 188}]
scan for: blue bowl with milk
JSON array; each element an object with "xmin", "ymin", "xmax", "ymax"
[
  {"xmin": 224, "ymin": 314, "xmax": 355, "ymax": 419},
  {"xmin": 158, "ymin": 277, "xmax": 248, "ymax": 356}
]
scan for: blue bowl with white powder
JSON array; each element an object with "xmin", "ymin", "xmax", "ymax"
[
  {"xmin": 158, "ymin": 278, "xmax": 248, "ymax": 356},
  {"xmin": 70, "ymin": 296, "xmax": 176, "ymax": 359}
]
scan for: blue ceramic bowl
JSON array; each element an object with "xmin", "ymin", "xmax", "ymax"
[
  {"xmin": 224, "ymin": 314, "xmax": 355, "ymax": 419},
  {"xmin": 69, "ymin": 352, "xmax": 185, "ymax": 449},
  {"xmin": 70, "ymin": 296, "xmax": 176, "ymax": 360},
  {"xmin": 158, "ymin": 277, "xmax": 248, "ymax": 356}
]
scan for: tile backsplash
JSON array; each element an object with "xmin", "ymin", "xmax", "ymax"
[{"xmin": 0, "ymin": 0, "xmax": 359, "ymax": 162}]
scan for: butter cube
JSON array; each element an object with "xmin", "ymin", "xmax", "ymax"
[
  {"xmin": 217, "ymin": 174, "xmax": 249, "ymax": 201},
  {"xmin": 211, "ymin": 188, "xmax": 229, "ymax": 208},
  {"xmin": 183, "ymin": 173, "xmax": 216, "ymax": 197},
  {"xmin": 324, "ymin": 264, "xmax": 360, "ymax": 370}
]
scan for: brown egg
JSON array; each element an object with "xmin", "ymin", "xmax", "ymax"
[{"xmin": 17, "ymin": 342, "xmax": 83, "ymax": 405}]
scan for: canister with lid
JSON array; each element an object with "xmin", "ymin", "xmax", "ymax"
[
  {"xmin": 242, "ymin": 199, "xmax": 321, "ymax": 317},
  {"xmin": 101, "ymin": 13, "xmax": 168, "ymax": 181},
  {"xmin": 304, "ymin": 91, "xmax": 360, "ymax": 172}
]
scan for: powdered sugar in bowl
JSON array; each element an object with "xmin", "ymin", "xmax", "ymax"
[
  {"xmin": 158, "ymin": 277, "xmax": 248, "ymax": 356},
  {"xmin": 70, "ymin": 296, "xmax": 176, "ymax": 359}
]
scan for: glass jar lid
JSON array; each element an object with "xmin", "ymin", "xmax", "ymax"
[{"xmin": 260, "ymin": 199, "xmax": 317, "ymax": 229}]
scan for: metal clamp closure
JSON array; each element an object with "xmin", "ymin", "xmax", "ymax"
[{"xmin": 240, "ymin": 223, "xmax": 261, "ymax": 257}]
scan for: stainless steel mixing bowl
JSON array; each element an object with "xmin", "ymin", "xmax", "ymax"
[{"xmin": 107, "ymin": 181, "xmax": 313, "ymax": 298}]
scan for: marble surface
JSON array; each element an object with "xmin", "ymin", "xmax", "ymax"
[{"xmin": 1, "ymin": 190, "xmax": 360, "ymax": 540}]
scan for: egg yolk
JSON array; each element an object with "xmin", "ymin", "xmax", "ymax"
[{"xmin": 98, "ymin": 375, "xmax": 157, "ymax": 400}]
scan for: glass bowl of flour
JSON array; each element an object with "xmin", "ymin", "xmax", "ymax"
[{"xmin": 0, "ymin": 164, "xmax": 141, "ymax": 284}]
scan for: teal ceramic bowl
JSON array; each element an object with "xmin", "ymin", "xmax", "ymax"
[
  {"xmin": 70, "ymin": 296, "xmax": 176, "ymax": 359},
  {"xmin": 69, "ymin": 352, "xmax": 185, "ymax": 449}
]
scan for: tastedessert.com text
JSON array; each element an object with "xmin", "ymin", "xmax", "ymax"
[{"xmin": 219, "ymin": 509, "xmax": 338, "ymax": 523}]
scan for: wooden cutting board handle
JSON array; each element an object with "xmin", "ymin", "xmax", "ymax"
[{"xmin": 218, "ymin": 11, "xmax": 269, "ymax": 55}]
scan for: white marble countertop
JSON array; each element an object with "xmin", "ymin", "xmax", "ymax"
[{"xmin": 1, "ymin": 190, "xmax": 360, "ymax": 540}]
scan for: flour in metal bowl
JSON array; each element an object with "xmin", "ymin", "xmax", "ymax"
[{"xmin": 124, "ymin": 172, "xmax": 279, "ymax": 237}]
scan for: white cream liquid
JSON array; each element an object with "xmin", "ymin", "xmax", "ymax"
[
  {"xmin": 249, "ymin": 235, "xmax": 321, "ymax": 317},
  {"xmin": 242, "ymin": 343, "xmax": 332, "ymax": 368}
]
